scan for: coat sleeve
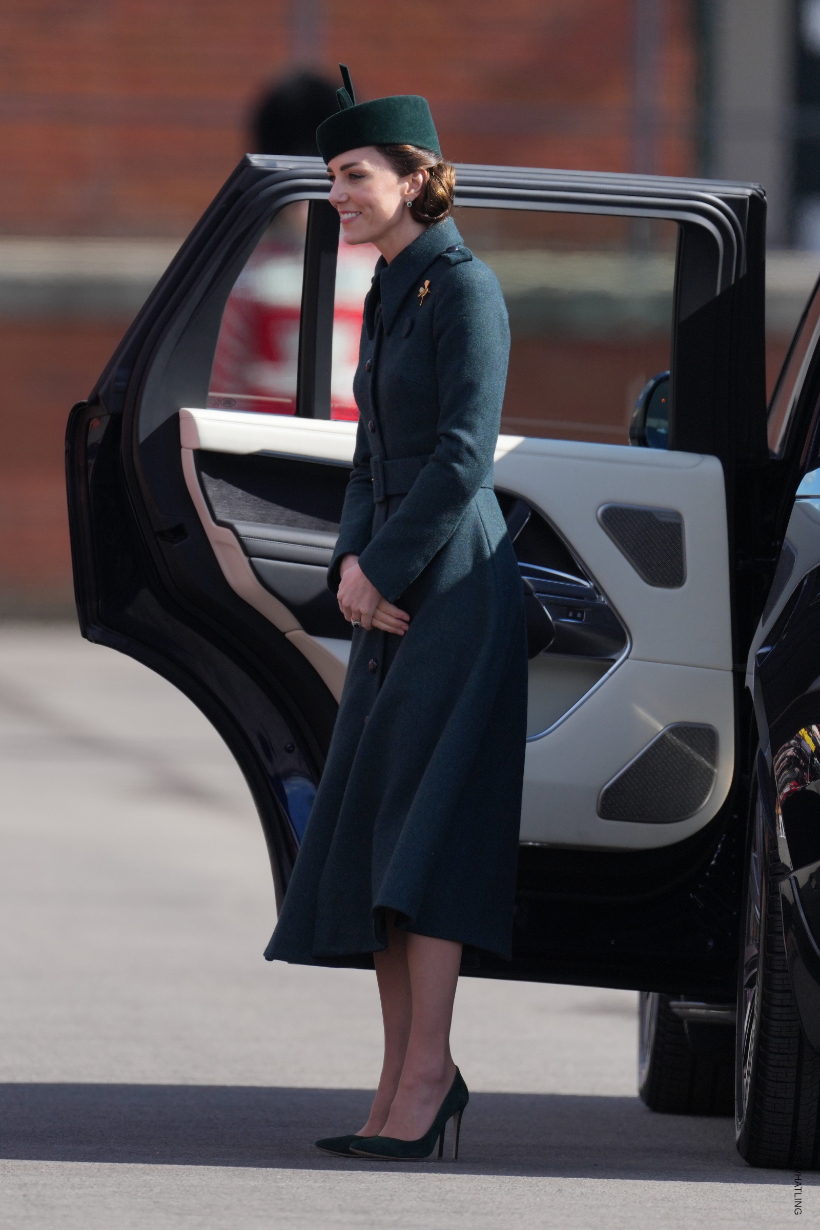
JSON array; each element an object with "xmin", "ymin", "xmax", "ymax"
[
  {"xmin": 327, "ymin": 414, "xmax": 375, "ymax": 592},
  {"xmin": 356, "ymin": 262, "xmax": 510, "ymax": 604}
]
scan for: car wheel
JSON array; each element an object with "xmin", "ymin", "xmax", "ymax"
[
  {"xmin": 639, "ymin": 990, "xmax": 734, "ymax": 1114},
  {"xmin": 736, "ymin": 786, "xmax": 820, "ymax": 1167}
]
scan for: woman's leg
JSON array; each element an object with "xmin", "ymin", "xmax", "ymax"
[
  {"xmin": 378, "ymin": 933, "xmax": 462, "ymax": 1140},
  {"xmin": 357, "ymin": 915, "xmax": 413, "ymax": 1135}
]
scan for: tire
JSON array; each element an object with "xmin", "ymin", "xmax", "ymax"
[
  {"xmin": 736, "ymin": 787, "xmax": 820, "ymax": 1167},
  {"xmin": 639, "ymin": 990, "xmax": 734, "ymax": 1115}
]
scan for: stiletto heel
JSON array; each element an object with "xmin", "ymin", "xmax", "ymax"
[
  {"xmin": 452, "ymin": 1108, "xmax": 463, "ymax": 1161},
  {"xmin": 350, "ymin": 1069, "xmax": 469, "ymax": 1161}
]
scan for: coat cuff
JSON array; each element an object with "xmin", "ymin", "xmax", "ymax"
[
  {"xmin": 355, "ymin": 543, "xmax": 406, "ymax": 605},
  {"xmin": 327, "ymin": 531, "xmax": 371, "ymax": 592}
]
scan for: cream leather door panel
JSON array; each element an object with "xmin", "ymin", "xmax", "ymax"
[{"xmin": 181, "ymin": 409, "xmax": 733, "ymax": 851}]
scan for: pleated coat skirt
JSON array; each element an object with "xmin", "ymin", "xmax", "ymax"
[{"xmin": 265, "ymin": 216, "xmax": 528, "ymax": 968}]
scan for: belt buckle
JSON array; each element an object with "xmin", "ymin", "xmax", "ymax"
[{"xmin": 370, "ymin": 456, "xmax": 386, "ymax": 503}]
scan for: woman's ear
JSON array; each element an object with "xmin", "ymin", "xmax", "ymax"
[{"xmin": 410, "ymin": 168, "xmax": 428, "ymax": 200}]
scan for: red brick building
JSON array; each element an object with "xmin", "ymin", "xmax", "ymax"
[{"xmin": 0, "ymin": 0, "xmax": 697, "ymax": 612}]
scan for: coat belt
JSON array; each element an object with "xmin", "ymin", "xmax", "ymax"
[
  {"xmin": 369, "ymin": 454, "xmax": 495, "ymax": 503},
  {"xmin": 370, "ymin": 454, "xmax": 432, "ymax": 503}
]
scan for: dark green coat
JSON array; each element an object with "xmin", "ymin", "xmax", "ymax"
[{"xmin": 265, "ymin": 217, "xmax": 527, "ymax": 967}]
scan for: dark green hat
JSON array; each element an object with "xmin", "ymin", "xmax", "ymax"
[{"xmin": 316, "ymin": 65, "xmax": 441, "ymax": 164}]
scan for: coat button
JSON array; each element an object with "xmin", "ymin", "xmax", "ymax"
[
  {"xmin": 368, "ymin": 658, "xmax": 378, "ymax": 672},
  {"xmin": 368, "ymin": 420, "xmax": 376, "ymax": 432},
  {"xmin": 365, "ymin": 360, "xmax": 372, "ymax": 372}
]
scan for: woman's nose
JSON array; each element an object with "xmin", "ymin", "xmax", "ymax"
[{"xmin": 328, "ymin": 180, "xmax": 347, "ymax": 205}]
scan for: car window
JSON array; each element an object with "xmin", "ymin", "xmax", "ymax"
[
  {"xmin": 767, "ymin": 278, "xmax": 820, "ymax": 456},
  {"xmin": 455, "ymin": 209, "xmax": 678, "ymax": 444},
  {"xmin": 206, "ymin": 202, "xmax": 678, "ymax": 443},
  {"xmin": 208, "ymin": 202, "xmax": 307, "ymax": 416},
  {"xmin": 208, "ymin": 203, "xmax": 378, "ymax": 424}
]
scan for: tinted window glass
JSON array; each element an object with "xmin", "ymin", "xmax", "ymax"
[
  {"xmin": 455, "ymin": 209, "xmax": 678, "ymax": 443},
  {"xmin": 768, "ymin": 277, "xmax": 820, "ymax": 455},
  {"xmin": 208, "ymin": 202, "xmax": 307, "ymax": 415},
  {"xmin": 208, "ymin": 205, "xmax": 378, "ymax": 423}
]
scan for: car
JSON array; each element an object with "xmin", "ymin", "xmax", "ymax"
[{"xmin": 65, "ymin": 151, "xmax": 819, "ymax": 1168}]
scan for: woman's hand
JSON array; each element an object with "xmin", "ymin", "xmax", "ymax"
[{"xmin": 337, "ymin": 554, "xmax": 410, "ymax": 635}]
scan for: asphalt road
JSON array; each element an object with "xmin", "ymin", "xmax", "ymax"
[{"xmin": 0, "ymin": 624, "xmax": 812, "ymax": 1228}]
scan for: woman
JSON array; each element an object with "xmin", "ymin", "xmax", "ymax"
[{"xmin": 265, "ymin": 66, "xmax": 528, "ymax": 1161}]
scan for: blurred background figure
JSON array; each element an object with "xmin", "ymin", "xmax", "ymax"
[
  {"xmin": 0, "ymin": 0, "xmax": 818, "ymax": 617},
  {"xmin": 252, "ymin": 72, "xmax": 338, "ymax": 156}
]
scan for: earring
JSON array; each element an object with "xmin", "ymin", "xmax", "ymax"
[{"xmin": 406, "ymin": 199, "xmax": 413, "ymax": 208}]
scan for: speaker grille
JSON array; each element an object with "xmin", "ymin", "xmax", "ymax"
[
  {"xmin": 598, "ymin": 723, "xmax": 718, "ymax": 823},
  {"xmin": 761, "ymin": 539, "xmax": 796, "ymax": 625},
  {"xmin": 598, "ymin": 504, "xmax": 685, "ymax": 588}
]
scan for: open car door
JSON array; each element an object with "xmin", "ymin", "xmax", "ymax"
[{"xmin": 67, "ymin": 156, "xmax": 772, "ymax": 995}]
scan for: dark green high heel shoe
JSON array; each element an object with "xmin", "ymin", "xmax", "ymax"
[
  {"xmin": 349, "ymin": 1069, "xmax": 469, "ymax": 1161},
  {"xmin": 314, "ymin": 1134, "xmax": 364, "ymax": 1157}
]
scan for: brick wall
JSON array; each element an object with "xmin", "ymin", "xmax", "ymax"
[
  {"xmin": 0, "ymin": 0, "xmax": 696, "ymax": 236},
  {"xmin": 0, "ymin": 0, "xmax": 697, "ymax": 612}
]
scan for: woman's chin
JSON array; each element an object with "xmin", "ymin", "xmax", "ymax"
[{"xmin": 341, "ymin": 227, "xmax": 372, "ymax": 247}]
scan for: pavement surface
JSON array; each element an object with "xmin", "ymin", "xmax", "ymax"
[{"xmin": 0, "ymin": 623, "xmax": 813, "ymax": 1228}]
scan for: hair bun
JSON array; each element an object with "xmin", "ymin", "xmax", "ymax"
[{"xmin": 377, "ymin": 145, "xmax": 456, "ymax": 224}]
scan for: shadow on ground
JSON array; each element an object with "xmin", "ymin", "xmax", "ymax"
[{"xmin": 0, "ymin": 1083, "xmax": 800, "ymax": 1181}]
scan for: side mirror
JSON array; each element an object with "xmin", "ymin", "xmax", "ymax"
[{"xmin": 629, "ymin": 371, "xmax": 670, "ymax": 449}]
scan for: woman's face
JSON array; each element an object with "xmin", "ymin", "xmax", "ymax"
[{"xmin": 327, "ymin": 146, "xmax": 426, "ymax": 249}]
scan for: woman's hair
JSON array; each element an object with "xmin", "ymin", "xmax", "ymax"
[{"xmin": 376, "ymin": 144, "xmax": 456, "ymax": 224}]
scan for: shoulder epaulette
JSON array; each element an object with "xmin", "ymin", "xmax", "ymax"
[{"xmin": 439, "ymin": 244, "xmax": 473, "ymax": 265}]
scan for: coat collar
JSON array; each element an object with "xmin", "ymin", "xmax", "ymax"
[{"xmin": 373, "ymin": 217, "xmax": 463, "ymax": 334}]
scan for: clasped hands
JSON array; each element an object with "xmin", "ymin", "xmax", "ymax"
[{"xmin": 337, "ymin": 554, "xmax": 410, "ymax": 636}]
